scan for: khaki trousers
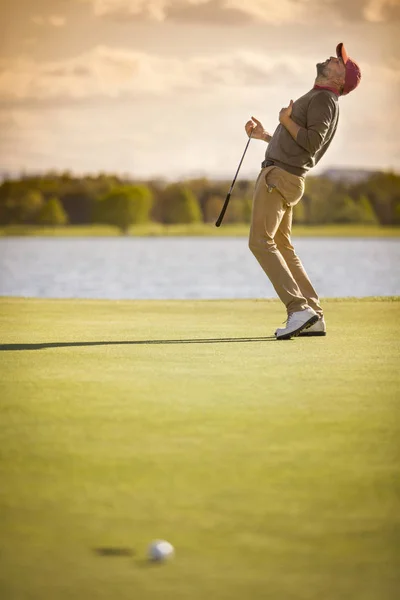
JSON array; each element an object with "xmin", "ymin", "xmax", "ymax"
[{"xmin": 249, "ymin": 166, "xmax": 323, "ymax": 317}]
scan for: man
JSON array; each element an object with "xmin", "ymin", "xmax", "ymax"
[{"xmin": 245, "ymin": 43, "xmax": 361, "ymax": 340}]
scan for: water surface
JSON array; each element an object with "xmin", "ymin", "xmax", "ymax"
[{"xmin": 0, "ymin": 237, "xmax": 399, "ymax": 299}]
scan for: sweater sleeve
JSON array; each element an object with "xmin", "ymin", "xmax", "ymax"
[{"xmin": 296, "ymin": 93, "xmax": 337, "ymax": 155}]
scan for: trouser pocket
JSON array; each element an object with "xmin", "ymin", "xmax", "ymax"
[{"xmin": 264, "ymin": 167, "xmax": 304, "ymax": 207}]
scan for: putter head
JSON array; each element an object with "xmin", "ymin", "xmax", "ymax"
[{"xmin": 215, "ymin": 193, "xmax": 230, "ymax": 227}]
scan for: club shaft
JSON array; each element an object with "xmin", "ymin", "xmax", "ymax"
[
  {"xmin": 215, "ymin": 132, "xmax": 252, "ymax": 227},
  {"xmin": 229, "ymin": 133, "xmax": 252, "ymax": 193}
]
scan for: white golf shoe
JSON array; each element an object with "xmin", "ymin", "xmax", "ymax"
[
  {"xmin": 299, "ymin": 316, "xmax": 326, "ymax": 337},
  {"xmin": 275, "ymin": 308, "xmax": 318, "ymax": 340}
]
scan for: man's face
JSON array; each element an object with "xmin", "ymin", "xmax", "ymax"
[{"xmin": 316, "ymin": 56, "xmax": 346, "ymax": 80}]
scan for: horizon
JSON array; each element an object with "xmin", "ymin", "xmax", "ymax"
[{"xmin": 0, "ymin": 166, "xmax": 395, "ymax": 185}]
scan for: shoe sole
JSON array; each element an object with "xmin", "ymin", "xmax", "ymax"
[
  {"xmin": 276, "ymin": 314, "xmax": 319, "ymax": 341},
  {"xmin": 299, "ymin": 331, "xmax": 326, "ymax": 337}
]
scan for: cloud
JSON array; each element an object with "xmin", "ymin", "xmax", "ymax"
[
  {"xmin": 76, "ymin": 0, "xmax": 400, "ymax": 24},
  {"xmin": 31, "ymin": 14, "xmax": 67, "ymax": 27},
  {"xmin": 76, "ymin": 0, "xmax": 315, "ymax": 24},
  {"xmin": 0, "ymin": 46, "xmax": 310, "ymax": 107},
  {"xmin": 31, "ymin": 15, "xmax": 45, "ymax": 25},
  {"xmin": 363, "ymin": 0, "xmax": 400, "ymax": 22},
  {"xmin": 360, "ymin": 58, "xmax": 400, "ymax": 86},
  {"xmin": 49, "ymin": 15, "xmax": 67, "ymax": 27}
]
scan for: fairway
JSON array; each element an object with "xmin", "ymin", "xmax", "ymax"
[{"xmin": 1, "ymin": 297, "xmax": 399, "ymax": 600}]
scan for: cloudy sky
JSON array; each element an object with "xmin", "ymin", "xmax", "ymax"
[{"xmin": 1, "ymin": 0, "xmax": 399, "ymax": 180}]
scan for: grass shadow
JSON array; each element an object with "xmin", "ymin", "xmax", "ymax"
[
  {"xmin": 92, "ymin": 548, "xmax": 169, "ymax": 568},
  {"xmin": 93, "ymin": 547, "xmax": 135, "ymax": 557},
  {"xmin": 0, "ymin": 336, "xmax": 276, "ymax": 351}
]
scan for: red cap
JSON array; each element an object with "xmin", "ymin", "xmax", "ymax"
[{"xmin": 336, "ymin": 43, "xmax": 361, "ymax": 95}]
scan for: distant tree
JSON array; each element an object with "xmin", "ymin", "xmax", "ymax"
[
  {"xmin": 0, "ymin": 185, "xmax": 44, "ymax": 224},
  {"xmin": 354, "ymin": 171, "xmax": 400, "ymax": 225},
  {"xmin": 18, "ymin": 190, "xmax": 45, "ymax": 223},
  {"xmin": 395, "ymin": 201, "xmax": 400, "ymax": 224},
  {"xmin": 32, "ymin": 177, "xmax": 61, "ymax": 201},
  {"xmin": 242, "ymin": 197, "xmax": 253, "ymax": 224},
  {"xmin": 301, "ymin": 177, "xmax": 336, "ymax": 224},
  {"xmin": 204, "ymin": 194, "xmax": 252, "ymax": 224},
  {"xmin": 36, "ymin": 196, "xmax": 68, "ymax": 226},
  {"xmin": 356, "ymin": 195, "xmax": 379, "ymax": 224},
  {"xmin": 182, "ymin": 178, "xmax": 209, "ymax": 222},
  {"xmin": 204, "ymin": 195, "xmax": 224, "ymax": 223},
  {"xmin": 1, "ymin": 170, "xmax": 397, "ymax": 229},
  {"xmin": 223, "ymin": 197, "xmax": 246, "ymax": 223},
  {"xmin": 328, "ymin": 193, "xmax": 361, "ymax": 223},
  {"xmin": 324, "ymin": 193, "xmax": 378, "ymax": 224},
  {"xmin": 96, "ymin": 185, "xmax": 153, "ymax": 234},
  {"xmin": 158, "ymin": 184, "xmax": 202, "ymax": 224},
  {"xmin": 148, "ymin": 179, "xmax": 168, "ymax": 222},
  {"xmin": 293, "ymin": 200, "xmax": 306, "ymax": 225}
]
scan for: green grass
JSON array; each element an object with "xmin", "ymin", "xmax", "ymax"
[
  {"xmin": 1, "ymin": 297, "xmax": 399, "ymax": 600},
  {"xmin": 0, "ymin": 223, "xmax": 399, "ymax": 237}
]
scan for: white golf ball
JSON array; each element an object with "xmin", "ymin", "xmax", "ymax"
[{"xmin": 148, "ymin": 540, "xmax": 175, "ymax": 562}]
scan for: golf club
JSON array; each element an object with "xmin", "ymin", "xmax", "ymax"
[{"xmin": 215, "ymin": 130, "xmax": 253, "ymax": 227}]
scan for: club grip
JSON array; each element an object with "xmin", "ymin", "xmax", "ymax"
[{"xmin": 215, "ymin": 193, "xmax": 231, "ymax": 227}]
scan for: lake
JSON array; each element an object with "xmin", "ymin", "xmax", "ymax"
[{"xmin": 0, "ymin": 237, "xmax": 399, "ymax": 300}]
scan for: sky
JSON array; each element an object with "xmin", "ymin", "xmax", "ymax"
[{"xmin": 0, "ymin": 0, "xmax": 399, "ymax": 181}]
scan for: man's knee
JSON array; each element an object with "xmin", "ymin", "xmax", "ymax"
[
  {"xmin": 248, "ymin": 233, "xmax": 275, "ymax": 254},
  {"xmin": 275, "ymin": 236, "xmax": 295, "ymax": 256}
]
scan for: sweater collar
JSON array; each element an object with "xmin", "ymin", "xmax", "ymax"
[{"xmin": 314, "ymin": 84, "xmax": 340, "ymax": 96}]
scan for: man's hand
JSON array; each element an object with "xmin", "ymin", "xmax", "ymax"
[
  {"xmin": 278, "ymin": 100, "xmax": 300, "ymax": 142},
  {"xmin": 279, "ymin": 100, "xmax": 294, "ymax": 125},
  {"xmin": 245, "ymin": 116, "xmax": 272, "ymax": 142}
]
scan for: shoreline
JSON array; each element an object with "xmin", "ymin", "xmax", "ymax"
[{"xmin": 1, "ymin": 224, "xmax": 400, "ymax": 238}]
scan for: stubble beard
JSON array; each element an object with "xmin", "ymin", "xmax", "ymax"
[{"xmin": 316, "ymin": 62, "xmax": 329, "ymax": 77}]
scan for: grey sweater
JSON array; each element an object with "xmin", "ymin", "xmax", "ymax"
[{"xmin": 265, "ymin": 88, "xmax": 339, "ymax": 177}]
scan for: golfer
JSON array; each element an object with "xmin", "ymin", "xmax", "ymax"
[{"xmin": 245, "ymin": 43, "xmax": 361, "ymax": 340}]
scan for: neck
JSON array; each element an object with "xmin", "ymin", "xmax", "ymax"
[{"xmin": 314, "ymin": 76, "xmax": 340, "ymax": 93}]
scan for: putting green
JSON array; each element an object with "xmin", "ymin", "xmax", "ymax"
[{"xmin": 0, "ymin": 297, "xmax": 399, "ymax": 600}]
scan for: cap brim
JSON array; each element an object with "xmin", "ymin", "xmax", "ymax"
[{"xmin": 336, "ymin": 43, "xmax": 349, "ymax": 64}]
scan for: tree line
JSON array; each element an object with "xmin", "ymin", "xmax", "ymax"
[{"xmin": 0, "ymin": 170, "xmax": 399, "ymax": 233}]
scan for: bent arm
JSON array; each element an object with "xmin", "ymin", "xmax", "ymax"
[
  {"xmin": 296, "ymin": 95, "xmax": 336, "ymax": 154},
  {"xmin": 278, "ymin": 118, "xmax": 300, "ymax": 142},
  {"xmin": 281, "ymin": 94, "xmax": 337, "ymax": 155}
]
